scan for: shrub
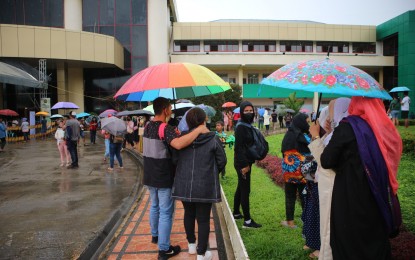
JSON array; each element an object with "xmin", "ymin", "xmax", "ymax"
[
  {"xmin": 256, "ymin": 154, "xmax": 284, "ymax": 187},
  {"xmin": 400, "ymin": 131, "xmax": 415, "ymax": 156}
]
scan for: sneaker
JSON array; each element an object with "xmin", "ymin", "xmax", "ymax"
[
  {"xmin": 188, "ymin": 242, "xmax": 196, "ymax": 254},
  {"xmin": 60, "ymin": 163, "xmax": 64, "ymax": 167},
  {"xmin": 107, "ymin": 167, "xmax": 114, "ymax": 171},
  {"xmin": 67, "ymin": 165, "xmax": 79, "ymax": 169},
  {"xmin": 151, "ymin": 236, "xmax": 158, "ymax": 244},
  {"xmin": 158, "ymin": 245, "xmax": 181, "ymax": 260},
  {"xmin": 233, "ymin": 213, "xmax": 243, "ymax": 220},
  {"xmin": 197, "ymin": 250, "xmax": 212, "ymax": 260},
  {"xmin": 243, "ymin": 219, "xmax": 262, "ymax": 228},
  {"xmin": 66, "ymin": 162, "xmax": 71, "ymax": 167}
]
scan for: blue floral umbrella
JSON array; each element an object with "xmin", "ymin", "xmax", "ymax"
[{"xmin": 261, "ymin": 58, "xmax": 392, "ymax": 100}]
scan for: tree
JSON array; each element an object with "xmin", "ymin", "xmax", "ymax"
[
  {"xmin": 283, "ymin": 92, "xmax": 304, "ymax": 114},
  {"xmin": 190, "ymin": 84, "xmax": 242, "ymax": 127}
]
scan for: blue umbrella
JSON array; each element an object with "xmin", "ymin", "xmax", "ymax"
[
  {"xmin": 233, "ymin": 107, "xmax": 240, "ymax": 113},
  {"xmin": 390, "ymin": 86, "xmax": 410, "ymax": 93},
  {"xmin": 261, "ymin": 58, "xmax": 392, "ymax": 100},
  {"xmin": 76, "ymin": 112, "xmax": 91, "ymax": 118},
  {"xmin": 197, "ymin": 104, "xmax": 216, "ymax": 117}
]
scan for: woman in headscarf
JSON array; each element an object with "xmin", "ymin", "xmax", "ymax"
[
  {"xmin": 233, "ymin": 101, "xmax": 262, "ymax": 228},
  {"xmin": 314, "ymin": 97, "xmax": 402, "ymax": 259},
  {"xmin": 309, "ymin": 98, "xmax": 351, "ymax": 260},
  {"xmin": 280, "ymin": 113, "xmax": 310, "ymax": 229}
]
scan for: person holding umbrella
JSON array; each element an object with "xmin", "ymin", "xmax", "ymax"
[
  {"xmin": 143, "ymin": 97, "xmax": 210, "ymax": 260},
  {"xmin": 401, "ymin": 91, "xmax": 411, "ymax": 128}
]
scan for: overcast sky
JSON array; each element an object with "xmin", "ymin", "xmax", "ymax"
[{"xmin": 175, "ymin": 0, "xmax": 415, "ymax": 25}]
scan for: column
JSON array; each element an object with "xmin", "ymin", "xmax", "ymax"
[
  {"xmin": 64, "ymin": 0, "xmax": 82, "ymax": 31},
  {"xmin": 56, "ymin": 62, "xmax": 67, "ymax": 115},
  {"xmin": 68, "ymin": 67, "xmax": 84, "ymax": 112}
]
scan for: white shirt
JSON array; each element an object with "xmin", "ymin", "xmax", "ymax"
[
  {"xmin": 401, "ymin": 96, "xmax": 411, "ymax": 111},
  {"xmin": 263, "ymin": 111, "xmax": 271, "ymax": 125},
  {"xmin": 55, "ymin": 128, "xmax": 65, "ymax": 144}
]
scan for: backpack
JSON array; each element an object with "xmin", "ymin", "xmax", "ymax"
[{"xmin": 236, "ymin": 122, "xmax": 269, "ymax": 161}]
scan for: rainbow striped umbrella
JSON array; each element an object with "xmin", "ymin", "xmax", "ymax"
[{"xmin": 114, "ymin": 63, "xmax": 231, "ymax": 101}]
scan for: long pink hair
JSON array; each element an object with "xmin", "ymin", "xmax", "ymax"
[{"xmin": 348, "ymin": 97, "xmax": 402, "ymax": 194}]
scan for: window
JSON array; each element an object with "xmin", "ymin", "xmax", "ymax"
[
  {"xmin": 217, "ymin": 74, "xmax": 228, "ymax": 82},
  {"xmin": 279, "ymin": 41, "xmax": 313, "ymax": 52},
  {"xmin": 352, "ymin": 42, "xmax": 376, "ymax": 54},
  {"xmin": 262, "ymin": 73, "xmax": 270, "ymax": 80},
  {"xmin": 173, "ymin": 41, "xmax": 200, "ymax": 52},
  {"xmin": 204, "ymin": 41, "xmax": 238, "ymax": 52},
  {"xmin": 247, "ymin": 74, "xmax": 259, "ymax": 84},
  {"xmin": 316, "ymin": 42, "xmax": 349, "ymax": 53},
  {"xmin": 242, "ymin": 41, "xmax": 276, "ymax": 52},
  {"xmin": 229, "ymin": 78, "xmax": 236, "ymax": 84}
]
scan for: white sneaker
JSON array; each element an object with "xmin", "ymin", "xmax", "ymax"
[
  {"xmin": 197, "ymin": 250, "xmax": 212, "ymax": 260},
  {"xmin": 188, "ymin": 243, "xmax": 196, "ymax": 254}
]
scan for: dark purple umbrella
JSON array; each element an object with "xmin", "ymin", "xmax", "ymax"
[
  {"xmin": 51, "ymin": 102, "xmax": 79, "ymax": 110},
  {"xmin": 99, "ymin": 109, "xmax": 118, "ymax": 118}
]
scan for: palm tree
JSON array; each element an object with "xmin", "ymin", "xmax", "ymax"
[{"xmin": 283, "ymin": 92, "xmax": 304, "ymax": 114}]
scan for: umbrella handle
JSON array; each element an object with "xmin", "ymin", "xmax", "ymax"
[{"xmin": 314, "ymin": 93, "xmax": 323, "ymax": 123}]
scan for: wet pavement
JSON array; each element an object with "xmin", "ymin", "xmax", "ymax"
[{"xmin": 0, "ymin": 138, "xmax": 142, "ymax": 259}]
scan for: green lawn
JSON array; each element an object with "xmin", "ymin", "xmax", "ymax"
[{"xmin": 220, "ymin": 127, "xmax": 415, "ymax": 259}]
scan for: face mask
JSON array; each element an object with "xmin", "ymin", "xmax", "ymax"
[{"xmin": 244, "ymin": 112, "xmax": 254, "ymax": 122}]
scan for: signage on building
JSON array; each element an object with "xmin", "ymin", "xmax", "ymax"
[{"xmin": 40, "ymin": 98, "xmax": 51, "ymax": 115}]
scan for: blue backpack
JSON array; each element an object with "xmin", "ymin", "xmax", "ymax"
[{"xmin": 236, "ymin": 122, "xmax": 269, "ymax": 161}]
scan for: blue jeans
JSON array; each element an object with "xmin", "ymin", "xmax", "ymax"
[
  {"xmin": 104, "ymin": 139, "xmax": 110, "ymax": 158},
  {"xmin": 148, "ymin": 186, "xmax": 174, "ymax": 251},
  {"xmin": 109, "ymin": 142, "xmax": 123, "ymax": 168}
]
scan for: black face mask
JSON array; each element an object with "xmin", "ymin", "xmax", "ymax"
[{"xmin": 243, "ymin": 112, "xmax": 254, "ymax": 123}]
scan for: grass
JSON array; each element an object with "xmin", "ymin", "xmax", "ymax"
[{"xmin": 220, "ymin": 127, "xmax": 415, "ymax": 259}]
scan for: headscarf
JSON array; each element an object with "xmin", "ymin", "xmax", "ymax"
[
  {"xmin": 239, "ymin": 101, "xmax": 255, "ymax": 124},
  {"xmin": 348, "ymin": 96, "xmax": 402, "ymax": 194},
  {"xmin": 281, "ymin": 113, "xmax": 310, "ymax": 154},
  {"xmin": 324, "ymin": 97, "xmax": 351, "ymax": 146}
]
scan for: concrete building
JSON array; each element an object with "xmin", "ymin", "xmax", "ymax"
[{"xmin": 0, "ymin": 1, "xmax": 413, "ymax": 115}]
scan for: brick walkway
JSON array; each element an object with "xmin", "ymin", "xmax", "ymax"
[{"xmin": 106, "ymin": 189, "xmax": 222, "ymax": 260}]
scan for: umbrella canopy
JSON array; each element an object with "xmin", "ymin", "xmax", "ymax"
[
  {"xmin": 390, "ymin": 86, "xmax": 410, "ymax": 93},
  {"xmin": 0, "ymin": 61, "xmax": 44, "ymax": 88},
  {"xmin": 114, "ymin": 62, "xmax": 231, "ymax": 101},
  {"xmin": 116, "ymin": 109, "xmax": 154, "ymax": 117},
  {"xmin": 285, "ymin": 108, "xmax": 295, "ymax": 113},
  {"xmin": 99, "ymin": 109, "xmax": 118, "ymax": 118},
  {"xmin": 35, "ymin": 111, "xmax": 49, "ymax": 116},
  {"xmin": 197, "ymin": 104, "xmax": 216, "ymax": 117},
  {"xmin": 76, "ymin": 112, "xmax": 91, "ymax": 118},
  {"xmin": 233, "ymin": 107, "xmax": 240, "ymax": 113},
  {"xmin": 261, "ymin": 58, "xmax": 392, "ymax": 100},
  {"xmin": 50, "ymin": 114, "xmax": 64, "ymax": 119},
  {"xmin": 143, "ymin": 105, "xmax": 154, "ymax": 114},
  {"xmin": 222, "ymin": 102, "xmax": 237, "ymax": 108},
  {"xmin": 172, "ymin": 103, "xmax": 195, "ymax": 110},
  {"xmin": 0, "ymin": 109, "xmax": 19, "ymax": 117},
  {"xmin": 101, "ymin": 117, "xmax": 127, "ymax": 136},
  {"xmin": 300, "ymin": 108, "xmax": 310, "ymax": 113},
  {"xmin": 51, "ymin": 101, "xmax": 79, "ymax": 110}
]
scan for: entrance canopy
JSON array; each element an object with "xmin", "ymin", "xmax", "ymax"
[{"xmin": 0, "ymin": 61, "xmax": 45, "ymax": 88}]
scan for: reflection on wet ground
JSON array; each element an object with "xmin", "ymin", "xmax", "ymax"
[{"xmin": 0, "ymin": 137, "xmax": 142, "ymax": 259}]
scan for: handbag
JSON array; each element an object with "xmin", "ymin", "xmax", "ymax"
[{"xmin": 301, "ymin": 155, "xmax": 318, "ymax": 181}]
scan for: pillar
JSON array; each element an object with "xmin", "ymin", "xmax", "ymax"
[
  {"xmin": 64, "ymin": 0, "xmax": 82, "ymax": 31},
  {"xmin": 68, "ymin": 67, "xmax": 84, "ymax": 112}
]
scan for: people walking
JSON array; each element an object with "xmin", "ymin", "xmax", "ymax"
[
  {"xmin": 54, "ymin": 120, "xmax": 71, "ymax": 167},
  {"xmin": 21, "ymin": 118, "xmax": 30, "ymax": 141},
  {"xmin": 271, "ymin": 109, "xmax": 278, "ymax": 130},
  {"xmin": 172, "ymin": 107, "xmax": 227, "ymax": 260},
  {"xmin": 89, "ymin": 117, "xmax": 98, "ymax": 144},
  {"xmin": 263, "ymin": 108, "xmax": 271, "ymax": 135},
  {"xmin": 233, "ymin": 101, "xmax": 262, "ymax": 228},
  {"xmin": 65, "ymin": 111, "xmax": 80, "ymax": 169},
  {"xmin": 387, "ymin": 95, "xmax": 400, "ymax": 127},
  {"xmin": 108, "ymin": 133, "xmax": 123, "ymax": 171},
  {"xmin": 0, "ymin": 117, "xmax": 7, "ymax": 151},
  {"xmin": 278, "ymin": 113, "xmax": 284, "ymax": 128},
  {"xmin": 401, "ymin": 91, "xmax": 411, "ymax": 128},
  {"xmin": 142, "ymin": 97, "xmax": 209, "ymax": 260}
]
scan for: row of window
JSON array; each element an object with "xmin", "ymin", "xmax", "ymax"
[
  {"xmin": 217, "ymin": 73, "xmax": 269, "ymax": 84},
  {"xmin": 173, "ymin": 40, "xmax": 376, "ymax": 54}
]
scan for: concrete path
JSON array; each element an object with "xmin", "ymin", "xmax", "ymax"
[{"xmin": 0, "ymin": 138, "xmax": 141, "ymax": 259}]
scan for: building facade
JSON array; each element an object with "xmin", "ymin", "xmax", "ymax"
[{"xmin": 0, "ymin": 1, "xmax": 413, "ymax": 115}]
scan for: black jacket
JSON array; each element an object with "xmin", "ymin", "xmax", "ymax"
[
  {"xmin": 172, "ymin": 131, "xmax": 227, "ymax": 203},
  {"xmin": 234, "ymin": 101, "xmax": 255, "ymax": 169}
]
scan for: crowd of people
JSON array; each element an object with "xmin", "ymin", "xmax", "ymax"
[{"xmin": 0, "ymin": 94, "xmax": 409, "ymax": 260}]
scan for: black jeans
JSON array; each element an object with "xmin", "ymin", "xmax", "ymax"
[
  {"xmin": 284, "ymin": 182, "xmax": 305, "ymax": 221},
  {"xmin": 233, "ymin": 166, "xmax": 251, "ymax": 221},
  {"xmin": 182, "ymin": 201, "xmax": 212, "ymax": 255},
  {"xmin": 90, "ymin": 130, "xmax": 96, "ymax": 144},
  {"xmin": 0, "ymin": 137, "xmax": 6, "ymax": 149},
  {"xmin": 67, "ymin": 140, "xmax": 78, "ymax": 166}
]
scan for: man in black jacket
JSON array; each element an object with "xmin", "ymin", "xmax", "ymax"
[
  {"xmin": 143, "ymin": 97, "xmax": 209, "ymax": 260},
  {"xmin": 233, "ymin": 101, "xmax": 262, "ymax": 228}
]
